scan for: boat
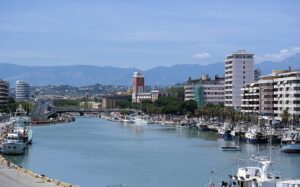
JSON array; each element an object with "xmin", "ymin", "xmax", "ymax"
[
  {"xmin": 1, "ymin": 133, "xmax": 26, "ymax": 155},
  {"xmin": 221, "ymin": 155, "xmax": 300, "ymax": 187},
  {"xmin": 10, "ymin": 105, "xmax": 33, "ymax": 144},
  {"xmin": 244, "ymin": 126, "xmax": 268, "ymax": 144},
  {"xmin": 221, "ymin": 145, "xmax": 242, "ymax": 151},
  {"xmin": 122, "ymin": 116, "xmax": 134, "ymax": 124},
  {"xmin": 217, "ymin": 122, "xmax": 232, "ymax": 141},
  {"xmin": 281, "ymin": 128, "xmax": 300, "ymax": 153},
  {"xmin": 230, "ymin": 123, "xmax": 246, "ymax": 141},
  {"xmin": 132, "ymin": 116, "xmax": 148, "ymax": 125},
  {"xmin": 196, "ymin": 121, "xmax": 209, "ymax": 131}
]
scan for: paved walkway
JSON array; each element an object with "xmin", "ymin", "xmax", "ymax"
[{"xmin": 0, "ymin": 163, "xmax": 58, "ymax": 187}]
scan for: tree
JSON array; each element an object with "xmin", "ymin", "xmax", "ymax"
[
  {"xmin": 281, "ymin": 109, "xmax": 290, "ymax": 127},
  {"xmin": 182, "ymin": 100, "xmax": 197, "ymax": 114}
]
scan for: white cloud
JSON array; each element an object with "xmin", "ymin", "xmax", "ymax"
[
  {"xmin": 257, "ymin": 47, "xmax": 300, "ymax": 63},
  {"xmin": 193, "ymin": 52, "xmax": 211, "ymax": 59}
]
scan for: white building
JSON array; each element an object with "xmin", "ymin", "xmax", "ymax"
[
  {"xmin": 137, "ymin": 90, "xmax": 160, "ymax": 103},
  {"xmin": 273, "ymin": 70, "xmax": 300, "ymax": 120},
  {"xmin": 225, "ymin": 50, "xmax": 254, "ymax": 110},
  {"xmin": 16, "ymin": 80, "xmax": 30, "ymax": 101},
  {"xmin": 241, "ymin": 83, "xmax": 260, "ymax": 114},
  {"xmin": 241, "ymin": 69, "xmax": 300, "ymax": 121},
  {"xmin": 184, "ymin": 85, "xmax": 194, "ymax": 101},
  {"xmin": 184, "ymin": 75, "xmax": 225, "ymax": 106}
]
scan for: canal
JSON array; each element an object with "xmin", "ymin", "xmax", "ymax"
[{"xmin": 5, "ymin": 117, "xmax": 300, "ymax": 187}]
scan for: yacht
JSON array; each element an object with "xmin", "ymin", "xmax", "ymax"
[
  {"xmin": 1, "ymin": 133, "xmax": 26, "ymax": 155},
  {"xmin": 10, "ymin": 105, "xmax": 33, "ymax": 144},
  {"xmin": 220, "ymin": 155, "xmax": 300, "ymax": 187}
]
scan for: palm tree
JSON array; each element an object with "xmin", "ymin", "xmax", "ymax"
[
  {"xmin": 291, "ymin": 114, "xmax": 299, "ymax": 126},
  {"xmin": 281, "ymin": 109, "xmax": 290, "ymax": 127}
]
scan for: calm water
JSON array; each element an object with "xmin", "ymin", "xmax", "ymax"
[{"xmin": 5, "ymin": 117, "xmax": 300, "ymax": 187}]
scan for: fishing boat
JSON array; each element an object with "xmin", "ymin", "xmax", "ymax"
[
  {"xmin": 10, "ymin": 105, "xmax": 33, "ymax": 144},
  {"xmin": 1, "ymin": 133, "xmax": 26, "ymax": 155},
  {"xmin": 244, "ymin": 126, "xmax": 268, "ymax": 144}
]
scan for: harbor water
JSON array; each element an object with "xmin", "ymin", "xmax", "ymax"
[{"xmin": 4, "ymin": 117, "xmax": 300, "ymax": 187}]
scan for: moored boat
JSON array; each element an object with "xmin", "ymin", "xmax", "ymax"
[
  {"xmin": 218, "ymin": 122, "xmax": 232, "ymax": 141},
  {"xmin": 1, "ymin": 133, "xmax": 26, "ymax": 155},
  {"xmin": 245, "ymin": 126, "xmax": 268, "ymax": 144},
  {"xmin": 220, "ymin": 155, "xmax": 300, "ymax": 187},
  {"xmin": 281, "ymin": 128, "xmax": 300, "ymax": 153},
  {"xmin": 10, "ymin": 105, "xmax": 33, "ymax": 144}
]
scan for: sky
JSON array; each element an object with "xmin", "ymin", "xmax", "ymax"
[{"xmin": 0, "ymin": 0, "xmax": 300, "ymax": 70}]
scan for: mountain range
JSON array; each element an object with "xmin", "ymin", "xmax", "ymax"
[{"xmin": 1, "ymin": 54, "xmax": 300, "ymax": 86}]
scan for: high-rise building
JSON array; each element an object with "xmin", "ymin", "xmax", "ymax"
[
  {"xmin": 0, "ymin": 79, "xmax": 9, "ymax": 107},
  {"xmin": 132, "ymin": 72, "xmax": 144, "ymax": 102},
  {"xmin": 225, "ymin": 50, "xmax": 254, "ymax": 110},
  {"xmin": 16, "ymin": 80, "xmax": 30, "ymax": 101}
]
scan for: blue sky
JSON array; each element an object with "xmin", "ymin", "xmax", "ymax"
[{"xmin": 0, "ymin": 0, "xmax": 299, "ymax": 69}]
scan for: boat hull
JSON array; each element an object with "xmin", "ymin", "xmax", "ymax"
[
  {"xmin": 282, "ymin": 143, "xmax": 300, "ymax": 153},
  {"xmin": 1, "ymin": 142, "xmax": 26, "ymax": 155}
]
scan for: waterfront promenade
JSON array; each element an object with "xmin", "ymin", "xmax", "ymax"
[
  {"xmin": 0, "ymin": 163, "xmax": 58, "ymax": 187},
  {"xmin": 0, "ymin": 155, "xmax": 79, "ymax": 187}
]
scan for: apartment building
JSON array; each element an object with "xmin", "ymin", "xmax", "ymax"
[
  {"xmin": 225, "ymin": 50, "xmax": 254, "ymax": 110},
  {"xmin": 273, "ymin": 70, "xmax": 300, "ymax": 120},
  {"xmin": 16, "ymin": 80, "xmax": 30, "ymax": 101},
  {"xmin": 0, "ymin": 79, "xmax": 9, "ymax": 107},
  {"xmin": 184, "ymin": 75, "xmax": 225, "ymax": 107},
  {"xmin": 241, "ymin": 69, "xmax": 300, "ymax": 120}
]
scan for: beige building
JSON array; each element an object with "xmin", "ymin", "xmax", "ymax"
[
  {"xmin": 225, "ymin": 50, "xmax": 254, "ymax": 110},
  {"xmin": 184, "ymin": 75, "xmax": 225, "ymax": 107},
  {"xmin": 101, "ymin": 95, "xmax": 129, "ymax": 109}
]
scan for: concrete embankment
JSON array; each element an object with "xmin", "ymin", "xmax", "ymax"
[{"xmin": 0, "ymin": 155, "xmax": 79, "ymax": 187}]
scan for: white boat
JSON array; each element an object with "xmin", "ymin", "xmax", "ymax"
[
  {"xmin": 122, "ymin": 117, "xmax": 134, "ymax": 124},
  {"xmin": 9, "ymin": 105, "xmax": 33, "ymax": 144},
  {"xmin": 1, "ymin": 133, "xmax": 26, "ymax": 155},
  {"xmin": 132, "ymin": 116, "xmax": 148, "ymax": 125},
  {"xmin": 218, "ymin": 122, "xmax": 232, "ymax": 140},
  {"xmin": 281, "ymin": 128, "xmax": 300, "ymax": 153},
  {"xmin": 219, "ymin": 154, "xmax": 300, "ymax": 187}
]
